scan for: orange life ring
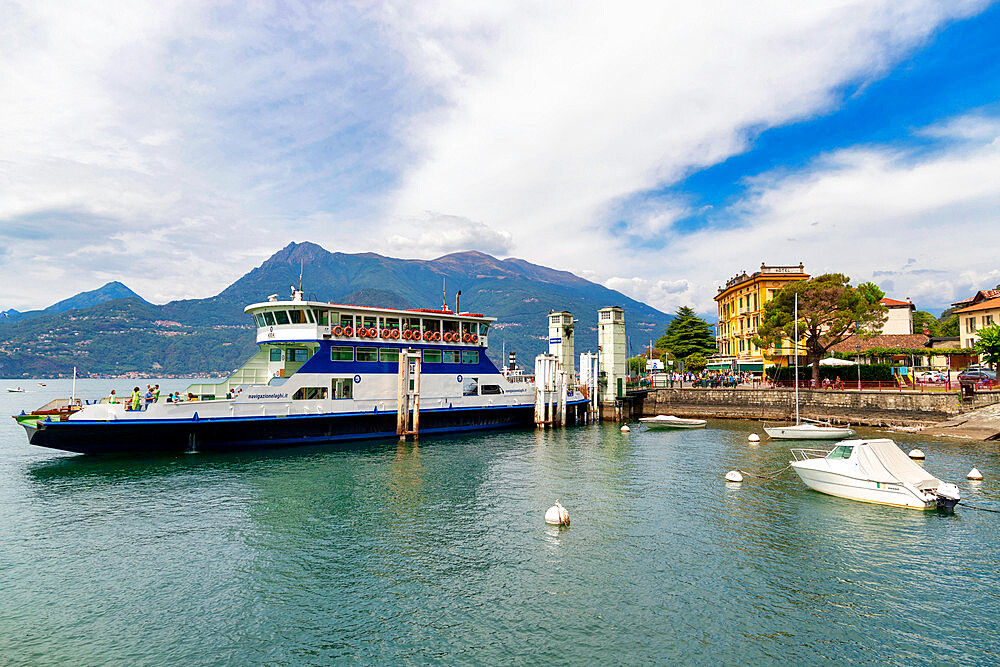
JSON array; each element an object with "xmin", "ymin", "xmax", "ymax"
[
  {"xmin": 403, "ymin": 330, "xmax": 412, "ymax": 340},
  {"xmin": 472, "ymin": 334, "xmax": 478, "ymax": 343},
  {"xmin": 414, "ymin": 331, "xmax": 423, "ymax": 341},
  {"xmin": 380, "ymin": 329, "xmax": 389, "ymax": 338},
  {"xmin": 367, "ymin": 327, "xmax": 376, "ymax": 337},
  {"xmin": 343, "ymin": 326, "xmax": 353, "ymax": 337},
  {"xmin": 333, "ymin": 325, "xmax": 343, "ymax": 336},
  {"xmin": 431, "ymin": 332, "xmax": 440, "ymax": 341},
  {"xmin": 462, "ymin": 333, "xmax": 470, "ymax": 342},
  {"xmin": 357, "ymin": 328, "xmax": 367, "ymax": 338},
  {"xmin": 391, "ymin": 329, "xmax": 400, "ymax": 339},
  {"xmin": 447, "ymin": 332, "xmax": 457, "ymax": 342}
]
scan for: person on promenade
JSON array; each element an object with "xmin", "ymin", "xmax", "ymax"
[
  {"xmin": 108, "ymin": 389, "xmax": 118, "ymax": 404},
  {"xmin": 130, "ymin": 387, "xmax": 141, "ymax": 411}
]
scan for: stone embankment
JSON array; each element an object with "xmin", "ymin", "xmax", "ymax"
[
  {"xmin": 627, "ymin": 387, "xmax": 1000, "ymax": 434},
  {"xmin": 923, "ymin": 402, "xmax": 1000, "ymax": 440}
]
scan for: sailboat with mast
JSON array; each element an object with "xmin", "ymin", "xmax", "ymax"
[{"xmin": 764, "ymin": 293, "xmax": 856, "ymax": 440}]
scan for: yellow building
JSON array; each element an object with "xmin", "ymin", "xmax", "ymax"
[{"xmin": 710, "ymin": 263, "xmax": 809, "ymax": 372}]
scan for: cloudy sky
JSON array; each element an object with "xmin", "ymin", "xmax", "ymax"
[{"xmin": 2, "ymin": 0, "xmax": 998, "ymax": 316}]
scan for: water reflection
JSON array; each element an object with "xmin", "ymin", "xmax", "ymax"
[{"xmin": 2, "ymin": 417, "xmax": 999, "ymax": 663}]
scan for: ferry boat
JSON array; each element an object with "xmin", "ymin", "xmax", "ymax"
[{"xmin": 16, "ymin": 289, "xmax": 590, "ymax": 454}]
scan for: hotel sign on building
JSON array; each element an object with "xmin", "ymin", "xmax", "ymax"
[{"xmin": 710, "ymin": 263, "xmax": 809, "ymax": 372}]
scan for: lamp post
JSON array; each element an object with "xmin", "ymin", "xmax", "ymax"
[{"xmin": 855, "ymin": 320, "xmax": 861, "ymax": 391}]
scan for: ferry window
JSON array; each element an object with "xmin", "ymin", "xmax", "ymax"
[
  {"xmin": 462, "ymin": 322, "xmax": 473, "ymax": 335},
  {"xmin": 315, "ymin": 310, "xmax": 329, "ymax": 325},
  {"xmin": 383, "ymin": 317, "xmax": 400, "ymax": 331},
  {"xmin": 357, "ymin": 347, "xmax": 378, "ymax": 362},
  {"xmin": 480, "ymin": 384, "xmax": 502, "ymax": 395},
  {"xmin": 426, "ymin": 320, "xmax": 441, "ymax": 336},
  {"xmin": 254, "ymin": 313, "xmax": 265, "ymax": 327},
  {"xmin": 379, "ymin": 348, "xmax": 399, "ymax": 363},
  {"xmin": 828, "ymin": 445, "xmax": 854, "ymax": 460},
  {"xmin": 274, "ymin": 310, "xmax": 290, "ymax": 325},
  {"xmin": 462, "ymin": 377, "xmax": 478, "ymax": 396},
  {"xmin": 462, "ymin": 351, "xmax": 479, "ymax": 364},
  {"xmin": 293, "ymin": 387, "xmax": 328, "ymax": 400},
  {"xmin": 269, "ymin": 348, "xmax": 282, "ymax": 362},
  {"xmin": 407, "ymin": 317, "xmax": 422, "ymax": 332},
  {"xmin": 363, "ymin": 316, "xmax": 377, "ymax": 329},
  {"xmin": 479, "ymin": 322, "xmax": 490, "ymax": 335},
  {"xmin": 330, "ymin": 346, "xmax": 354, "ymax": 361},
  {"xmin": 443, "ymin": 350, "xmax": 460, "ymax": 364},
  {"xmin": 422, "ymin": 349, "xmax": 442, "ymax": 363},
  {"xmin": 263, "ymin": 311, "xmax": 276, "ymax": 326},
  {"xmin": 332, "ymin": 378, "xmax": 353, "ymax": 399},
  {"xmin": 443, "ymin": 320, "xmax": 459, "ymax": 335},
  {"xmin": 289, "ymin": 310, "xmax": 306, "ymax": 324},
  {"xmin": 290, "ymin": 348, "xmax": 310, "ymax": 362},
  {"xmin": 306, "ymin": 309, "xmax": 315, "ymax": 323},
  {"xmin": 340, "ymin": 314, "xmax": 354, "ymax": 328}
]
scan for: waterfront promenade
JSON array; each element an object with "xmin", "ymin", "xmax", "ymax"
[{"xmin": 625, "ymin": 385, "xmax": 1000, "ymax": 436}]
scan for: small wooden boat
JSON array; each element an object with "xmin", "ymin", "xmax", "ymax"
[{"xmin": 639, "ymin": 414, "xmax": 707, "ymax": 429}]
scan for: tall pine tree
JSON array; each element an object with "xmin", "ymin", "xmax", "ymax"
[{"xmin": 655, "ymin": 306, "xmax": 716, "ymax": 360}]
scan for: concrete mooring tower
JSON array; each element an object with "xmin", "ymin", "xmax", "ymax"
[
  {"xmin": 548, "ymin": 311, "xmax": 575, "ymax": 375},
  {"xmin": 597, "ymin": 306, "xmax": 626, "ymax": 402}
]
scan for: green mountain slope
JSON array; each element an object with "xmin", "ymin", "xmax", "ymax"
[{"xmin": 0, "ymin": 242, "xmax": 671, "ymax": 376}]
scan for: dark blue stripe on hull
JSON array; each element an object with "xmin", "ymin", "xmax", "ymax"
[{"xmin": 28, "ymin": 405, "xmax": 553, "ymax": 455}]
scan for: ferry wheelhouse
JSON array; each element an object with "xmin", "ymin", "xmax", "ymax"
[{"xmin": 18, "ymin": 290, "xmax": 588, "ymax": 454}]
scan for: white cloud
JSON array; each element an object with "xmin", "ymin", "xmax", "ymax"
[
  {"xmin": 385, "ymin": 212, "xmax": 513, "ymax": 257},
  {"xmin": 602, "ymin": 277, "xmax": 697, "ymax": 314},
  {"xmin": 380, "ymin": 0, "xmax": 988, "ymax": 269},
  {"xmin": 645, "ymin": 113, "xmax": 1000, "ymax": 313},
  {"xmin": 0, "ymin": 0, "xmax": 994, "ymax": 314}
]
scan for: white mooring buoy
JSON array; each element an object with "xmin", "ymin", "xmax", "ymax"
[
  {"xmin": 620, "ymin": 424, "xmax": 630, "ymax": 432},
  {"xmin": 545, "ymin": 501, "xmax": 570, "ymax": 526},
  {"xmin": 725, "ymin": 470, "xmax": 743, "ymax": 483},
  {"xmin": 967, "ymin": 467, "xmax": 984, "ymax": 481},
  {"xmin": 748, "ymin": 433, "xmax": 760, "ymax": 442},
  {"xmin": 908, "ymin": 449, "xmax": 925, "ymax": 460}
]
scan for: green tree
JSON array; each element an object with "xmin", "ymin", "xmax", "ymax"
[
  {"xmin": 685, "ymin": 352, "xmax": 707, "ymax": 372},
  {"xmin": 912, "ymin": 310, "xmax": 939, "ymax": 336},
  {"xmin": 974, "ymin": 324, "xmax": 1000, "ymax": 370},
  {"xmin": 856, "ymin": 281, "xmax": 885, "ymax": 305},
  {"xmin": 627, "ymin": 355, "xmax": 644, "ymax": 374},
  {"xmin": 752, "ymin": 274, "xmax": 888, "ymax": 385},
  {"xmin": 938, "ymin": 314, "xmax": 959, "ymax": 337},
  {"xmin": 654, "ymin": 306, "xmax": 716, "ymax": 359}
]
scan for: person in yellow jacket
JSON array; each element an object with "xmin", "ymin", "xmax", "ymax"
[{"xmin": 130, "ymin": 387, "xmax": 141, "ymax": 411}]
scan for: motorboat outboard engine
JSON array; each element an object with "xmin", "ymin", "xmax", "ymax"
[{"xmin": 935, "ymin": 483, "xmax": 961, "ymax": 511}]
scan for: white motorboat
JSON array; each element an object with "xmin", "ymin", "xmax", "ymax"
[
  {"xmin": 6, "ymin": 387, "xmax": 25, "ymax": 393},
  {"xmin": 790, "ymin": 439, "xmax": 960, "ymax": 510},
  {"xmin": 764, "ymin": 418, "xmax": 855, "ymax": 440},
  {"xmin": 639, "ymin": 414, "xmax": 707, "ymax": 429}
]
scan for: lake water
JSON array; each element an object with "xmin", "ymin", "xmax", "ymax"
[{"xmin": 2, "ymin": 379, "xmax": 999, "ymax": 664}]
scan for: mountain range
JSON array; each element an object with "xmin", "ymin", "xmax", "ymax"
[{"xmin": 0, "ymin": 242, "xmax": 672, "ymax": 376}]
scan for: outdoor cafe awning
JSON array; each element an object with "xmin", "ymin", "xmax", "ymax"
[{"xmin": 706, "ymin": 361, "xmax": 763, "ymax": 372}]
